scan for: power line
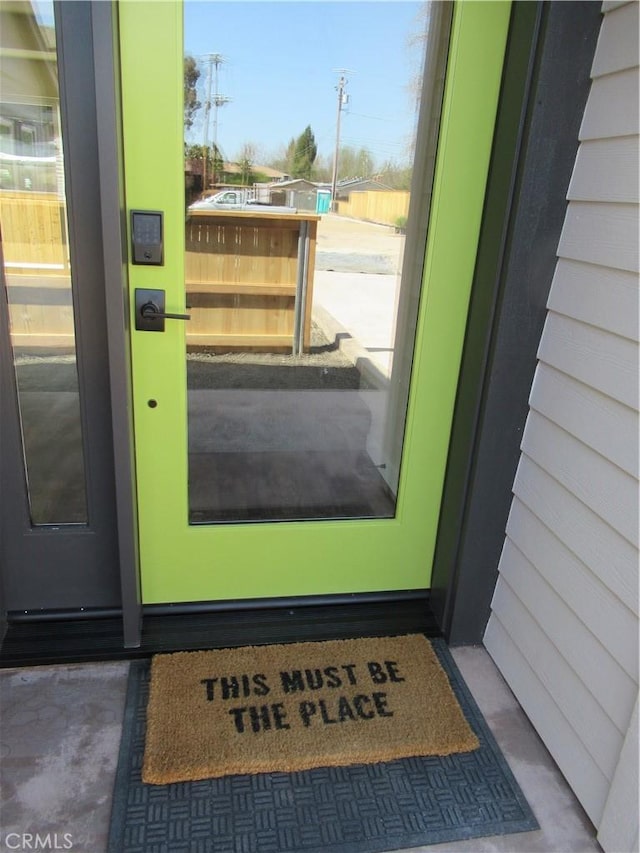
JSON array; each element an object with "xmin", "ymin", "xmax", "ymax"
[
  {"xmin": 347, "ymin": 111, "xmax": 402, "ymax": 124},
  {"xmin": 330, "ymin": 69, "xmax": 354, "ymax": 211},
  {"xmin": 201, "ymin": 53, "xmax": 231, "ymax": 189}
]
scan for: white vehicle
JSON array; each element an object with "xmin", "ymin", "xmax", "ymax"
[{"xmin": 188, "ymin": 189, "xmax": 296, "ymax": 213}]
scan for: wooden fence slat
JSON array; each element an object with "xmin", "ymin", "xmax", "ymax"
[
  {"xmin": 0, "ymin": 191, "xmax": 68, "ymax": 270},
  {"xmin": 184, "ymin": 211, "xmax": 317, "ymax": 351}
]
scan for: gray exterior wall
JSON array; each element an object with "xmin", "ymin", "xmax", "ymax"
[
  {"xmin": 431, "ymin": 1, "xmax": 602, "ymax": 645},
  {"xmin": 484, "ymin": 3, "xmax": 639, "ymax": 849}
]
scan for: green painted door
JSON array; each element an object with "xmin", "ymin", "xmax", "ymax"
[{"xmin": 119, "ymin": 1, "xmax": 510, "ymax": 605}]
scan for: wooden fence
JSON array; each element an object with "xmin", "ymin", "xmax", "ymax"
[
  {"xmin": 184, "ymin": 209, "xmax": 318, "ymax": 351},
  {"xmin": 1, "ymin": 194, "xmax": 319, "ymax": 351},
  {"xmin": 1, "ymin": 191, "xmax": 75, "ymax": 348},
  {"xmin": 0, "ymin": 191, "xmax": 68, "ymax": 272},
  {"xmin": 336, "ymin": 190, "xmax": 410, "ymax": 226}
]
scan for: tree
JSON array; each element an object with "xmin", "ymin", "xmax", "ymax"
[
  {"xmin": 284, "ymin": 137, "xmax": 296, "ymax": 174},
  {"xmin": 312, "ymin": 153, "xmax": 332, "ymax": 182},
  {"xmin": 185, "ymin": 143, "xmax": 224, "ymax": 190},
  {"xmin": 267, "ymin": 138, "xmax": 295, "ymax": 175},
  {"xmin": 356, "ymin": 147, "xmax": 374, "ymax": 178},
  {"xmin": 335, "ymin": 145, "xmax": 375, "ymax": 181},
  {"xmin": 291, "ymin": 126, "xmax": 317, "ymax": 180},
  {"xmin": 186, "ymin": 143, "xmax": 221, "ymax": 165},
  {"xmin": 184, "ymin": 55, "xmax": 201, "ymax": 130},
  {"xmin": 377, "ymin": 158, "xmax": 412, "ymax": 190},
  {"xmin": 405, "ymin": 3, "xmax": 431, "ymax": 163},
  {"xmin": 237, "ymin": 142, "xmax": 257, "ymax": 184}
]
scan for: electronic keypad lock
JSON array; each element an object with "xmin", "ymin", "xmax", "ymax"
[{"xmin": 131, "ymin": 210, "xmax": 163, "ymax": 265}]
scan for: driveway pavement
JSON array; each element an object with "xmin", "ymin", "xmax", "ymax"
[
  {"xmin": 312, "ymin": 214, "xmax": 405, "ymax": 378},
  {"xmin": 313, "ymin": 271, "xmax": 400, "ymax": 378}
]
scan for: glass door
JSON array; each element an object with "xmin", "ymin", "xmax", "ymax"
[
  {"xmin": 119, "ymin": 1, "xmax": 510, "ymax": 605},
  {"xmin": 0, "ymin": 1, "xmax": 120, "ymax": 611},
  {"xmin": 1, "ymin": 1, "xmax": 88, "ymax": 526}
]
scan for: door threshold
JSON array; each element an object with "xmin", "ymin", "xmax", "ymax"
[{"xmin": 0, "ymin": 596, "xmax": 440, "ymax": 667}]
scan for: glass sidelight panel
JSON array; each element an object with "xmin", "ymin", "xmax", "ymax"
[
  {"xmin": 0, "ymin": 1, "xmax": 87, "ymax": 524},
  {"xmin": 184, "ymin": 1, "xmax": 449, "ymax": 523}
]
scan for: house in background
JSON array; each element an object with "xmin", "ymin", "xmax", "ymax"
[
  {"xmin": 0, "ymin": 3, "xmax": 637, "ymax": 852},
  {"xmin": 0, "ymin": 7, "xmax": 59, "ymax": 194},
  {"xmin": 184, "ymin": 159, "xmax": 289, "ymax": 198},
  {"xmin": 334, "ymin": 177, "xmax": 392, "ymax": 201},
  {"xmin": 259, "ymin": 177, "xmax": 324, "ymax": 211},
  {"xmin": 222, "ymin": 162, "xmax": 289, "ymax": 183}
]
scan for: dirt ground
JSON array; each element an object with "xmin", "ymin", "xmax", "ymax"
[
  {"xmin": 315, "ymin": 213, "xmax": 404, "ymax": 275},
  {"xmin": 183, "ymin": 214, "xmax": 402, "ymax": 386},
  {"xmin": 316, "ymin": 212, "xmax": 403, "ymax": 257},
  {"xmin": 14, "ymin": 214, "xmax": 401, "ymax": 393}
]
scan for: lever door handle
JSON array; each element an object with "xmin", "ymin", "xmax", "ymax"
[
  {"xmin": 140, "ymin": 302, "xmax": 191, "ymax": 321},
  {"xmin": 135, "ymin": 288, "xmax": 190, "ymax": 332}
]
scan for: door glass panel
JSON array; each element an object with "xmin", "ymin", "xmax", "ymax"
[
  {"xmin": 184, "ymin": 1, "xmax": 447, "ymax": 523},
  {"xmin": 0, "ymin": 0, "xmax": 88, "ymax": 525}
]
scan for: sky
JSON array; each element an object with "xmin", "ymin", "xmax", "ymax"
[
  {"xmin": 33, "ymin": 0, "xmax": 54, "ymax": 27},
  {"xmin": 184, "ymin": 1, "xmax": 426, "ymax": 167}
]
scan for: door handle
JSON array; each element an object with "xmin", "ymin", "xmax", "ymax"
[
  {"xmin": 140, "ymin": 302, "xmax": 191, "ymax": 322},
  {"xmin": 135, "ymin": 288, "xmax": 190, "ymax": 332}
]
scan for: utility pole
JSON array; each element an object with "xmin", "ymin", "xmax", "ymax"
[
  {"xmin": 330, "ymin": 70, "xmax": 350, "ymax": 212},
  {"xmin": 201, "ymin": 53, "xmax": 230, "ymax": 193}
]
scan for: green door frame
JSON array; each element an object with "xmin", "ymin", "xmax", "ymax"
[{"xmin": 118, "ymin": 1, "xmax": 511, "ymax": 606}]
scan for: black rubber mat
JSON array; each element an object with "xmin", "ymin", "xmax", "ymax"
[{"xmin": 108, "ymin": 638, "xmax": 537, "ymax": 852}]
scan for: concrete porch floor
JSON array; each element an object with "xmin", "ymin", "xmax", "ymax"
[{"xmin": 0, "ymin": 646, "xmax": 601, "ymax": 853}]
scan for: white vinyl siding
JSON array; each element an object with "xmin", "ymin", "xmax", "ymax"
[
  {"xmin": 484, "ymin": 3, "xmax": 639, "ymax": 849},
  {"xmin": 569, "ymin": 137, "xmax": 638, "ymax": 203}
]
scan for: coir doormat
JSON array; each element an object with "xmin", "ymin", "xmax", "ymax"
[
  {"xmin": 109, "ymin": 637, "xmax": 538, "ymax": 853},
  {"xmin": 143, "ymin": 634, "xmax": 478, "ymax": 784}
]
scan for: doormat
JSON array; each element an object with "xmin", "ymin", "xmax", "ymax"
[
  {"xmin": 143, "ymin": 634, "xmax": 478, "ymax": 784},
  {"xmin": 109, "ymin": 638, "xmax": 538, "ymax": 853}
]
